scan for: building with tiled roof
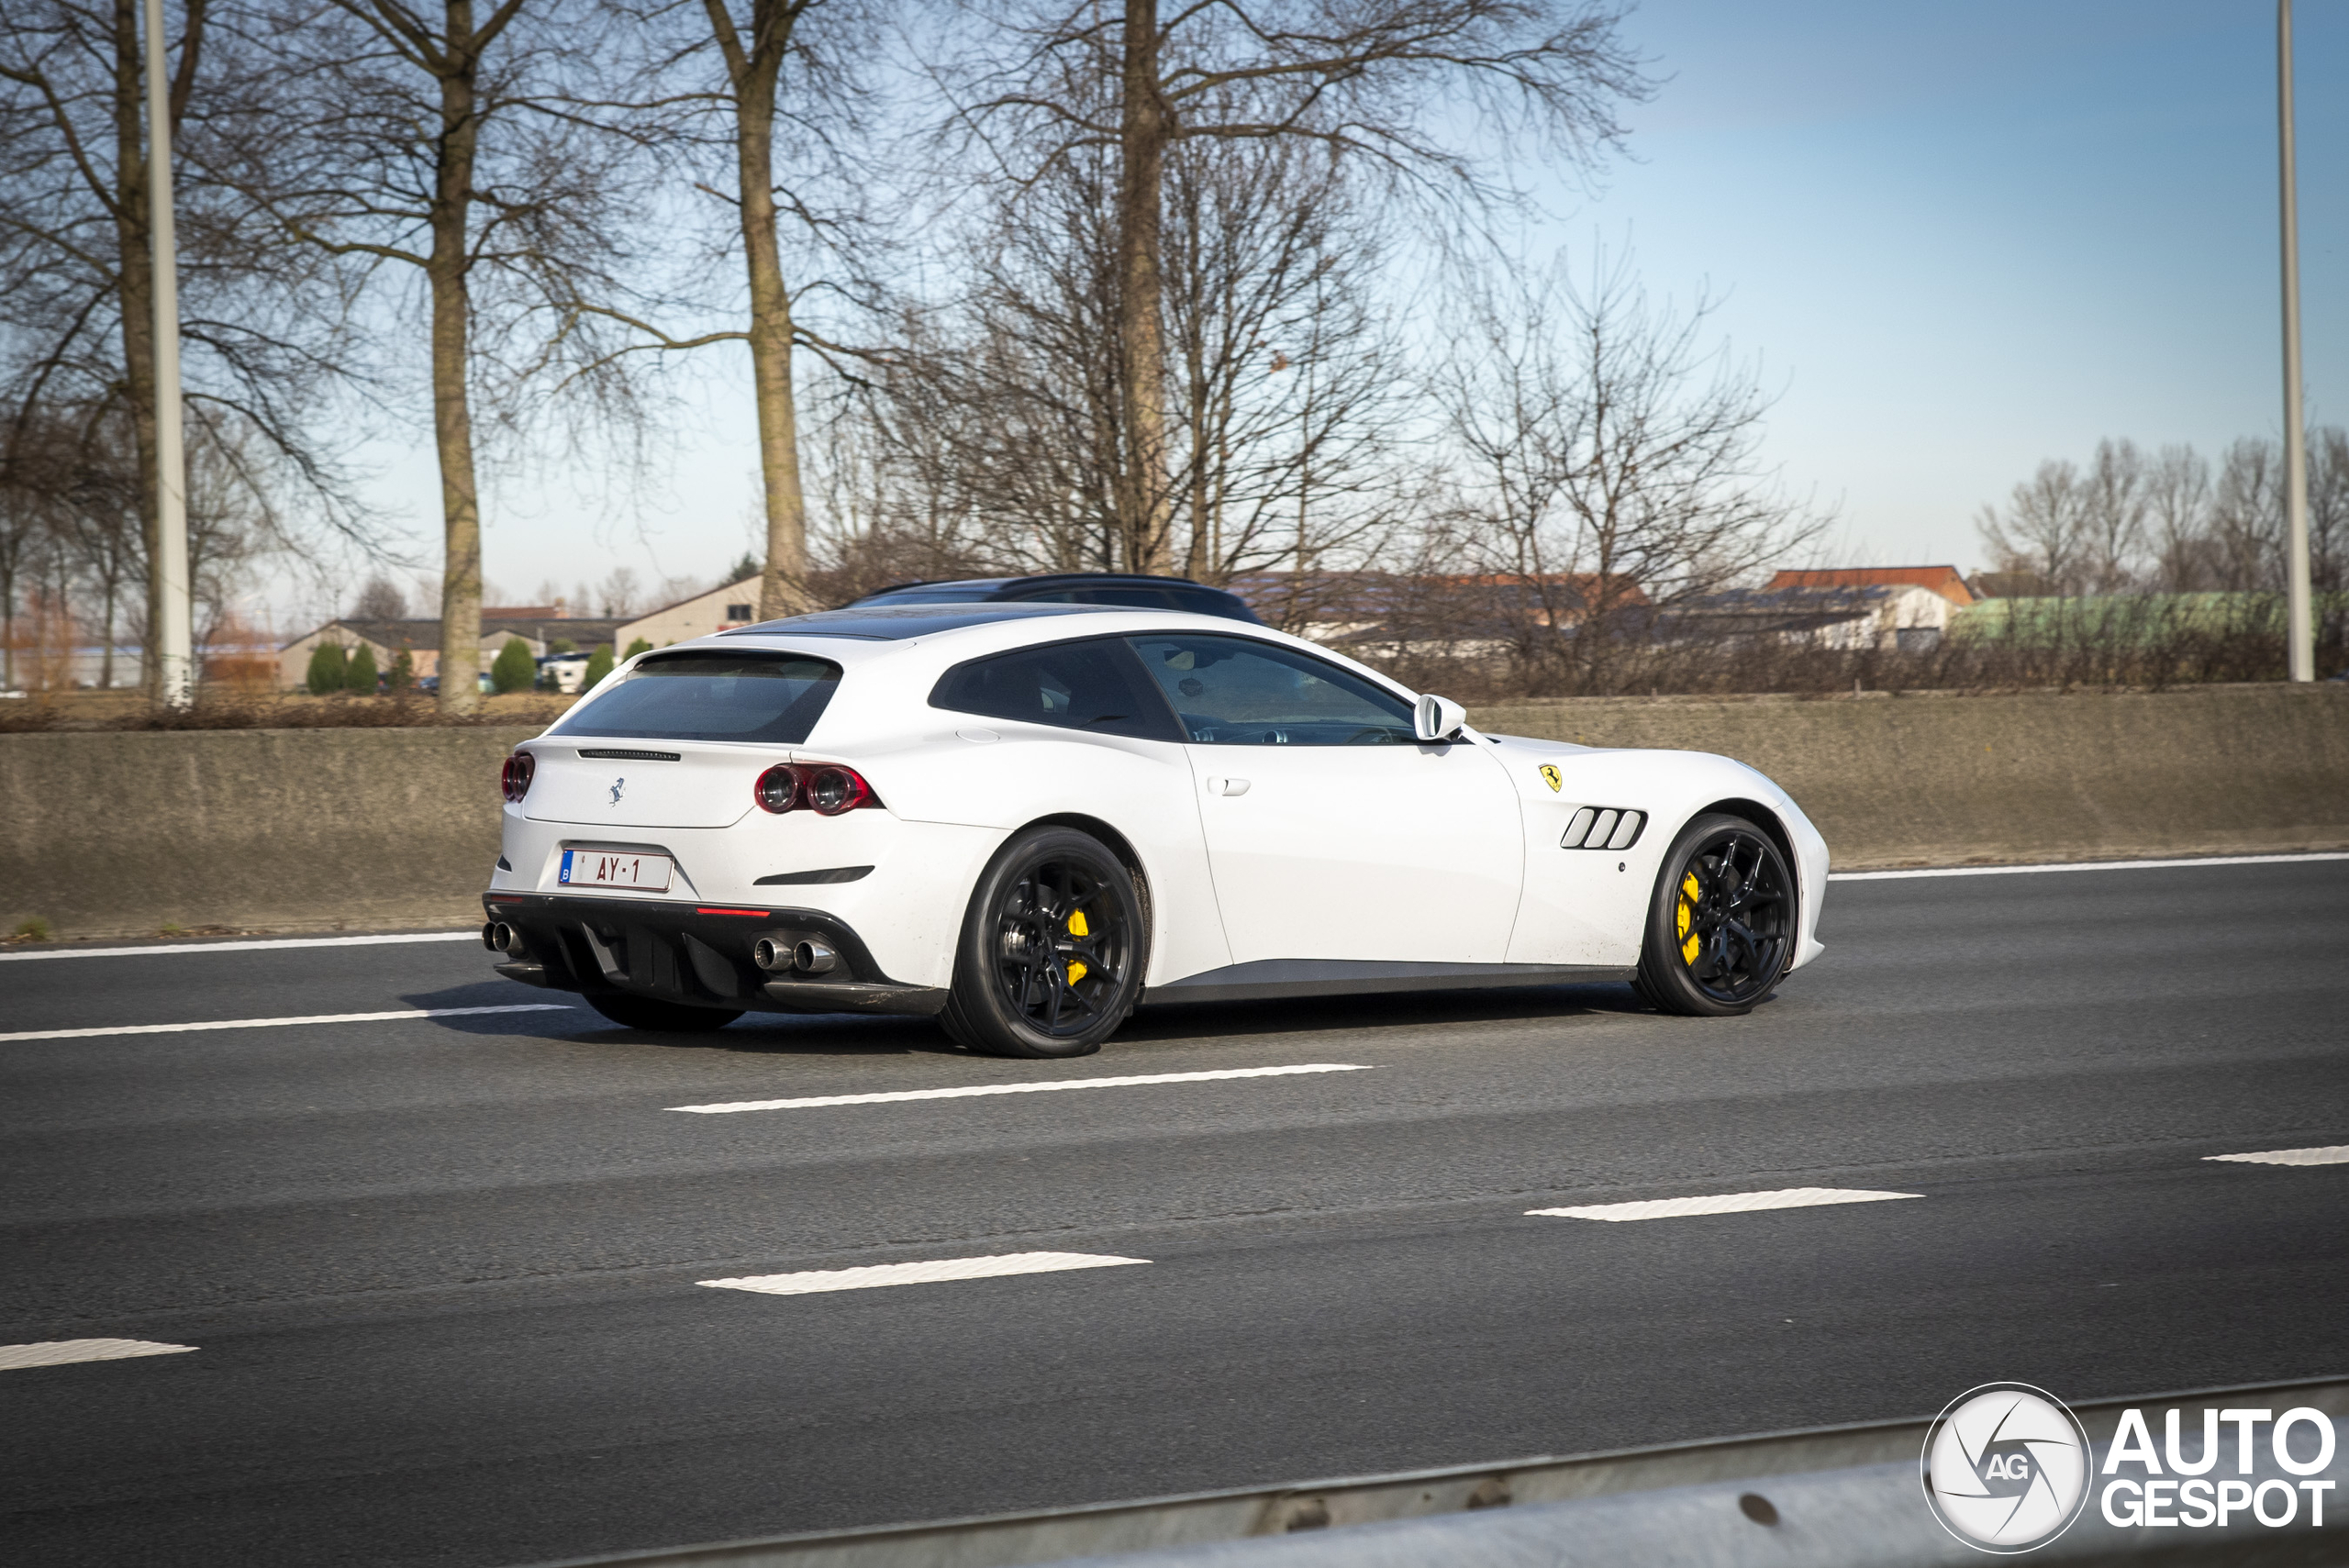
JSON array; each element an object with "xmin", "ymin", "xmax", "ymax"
[{"xmin": 1765, "ymin": 565, "xmax": 1976, "ymax": 607}]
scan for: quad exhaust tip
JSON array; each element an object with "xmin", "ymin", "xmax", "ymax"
[{"xmin": 754, "ymin": 935, "xmax": 840, "ymax": 974}]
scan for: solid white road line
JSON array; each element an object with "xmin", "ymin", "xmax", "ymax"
[
  {"xmin": 0, "ymin": 1339, "xmax": 196, "ymax": 1372},
  {"xmin": 1831, "ymin": 851, "xmax": 2349, "ymax": 883},
  {"xmin": 0, "ymin": 930, "xmax": 483, "ymax": 962},
  {"xmin": 0, "ymin": 1004, "xmax": 571, "ymax": 1044},
  {"xmin": 1530, "ymin": 1186, "xmax": 1924, "ymax": 1222},
  {"xmin": 701, "ymin": 1252, "xmax": 1149, "ymax": 1296},
  {"xmin": 671, "ymin": 1062, "xmax": 1375, "ymax": 1114},
  {"xmin": 2205, "ymin": 1146, "xmax": 2349, "ymax": 1167}
]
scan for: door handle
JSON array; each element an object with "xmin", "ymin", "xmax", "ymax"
[{"xmin": 1205, "ymin": 776, "xmax": 1252, "ymax": 796}]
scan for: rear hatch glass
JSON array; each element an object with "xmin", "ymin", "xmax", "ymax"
[{"xmin": 551, "ymin": 650, "xmax": 841, "ymax": 744}]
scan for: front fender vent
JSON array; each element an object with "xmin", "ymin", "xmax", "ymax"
[{"xmin": 1563, "ymin": 806, "xmax": 1646, "ymax": 851}]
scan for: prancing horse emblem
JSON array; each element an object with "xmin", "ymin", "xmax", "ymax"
[
  {"xmin": 608, "ymin": 776, "xmax": 626, "ymax": 806},
  {"xmin": 1538, "ymin": 764, "xmax": 1562, "ymax": 793}
]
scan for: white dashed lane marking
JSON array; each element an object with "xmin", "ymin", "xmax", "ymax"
[
  {"xmin": 701, "ymin": 1252, "xmax": 1150, "ymax": 1296},
  {"xmin": 0, "ymin": 1005, "xmax": 571, "ymax": 1043},
  {"xmin": 0, "ymin": 1340, "xmax": 196, "ymax": 1371},
  {"xmin": 671, "ymin": 1062, "xmax": 1374, "ymax": 1114},
  {"xmin": 1831, "ymin": 851, "xmax": 2349, "ymax": 883},
  {"xmin": 0, "ymin": 930, "xmax": 483, "ymax": 962},
  {"xmin": 1530, "ymin": 1187, "xmax": 1925, "ymax": 1222},
  {"xmin": 2206, "ymin": 1146, "xmax": 2349, "ymax": 1167}
]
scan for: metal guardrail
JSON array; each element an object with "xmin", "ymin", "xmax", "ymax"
[{"xmin": 529, "ymin": 1375, "xmax": 2349, "ymax": 1568}]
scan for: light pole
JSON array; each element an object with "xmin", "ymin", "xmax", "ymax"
[
  {"xmin": 2278, "ymin": 0, "xmax": 2313, "ymax": 683},
  {"xmin": 142, "ymin": 0, "xmax": 193, "ymax": 707}
]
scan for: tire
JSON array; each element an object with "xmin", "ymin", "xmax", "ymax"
[
  {"xmin": 585, "ymin": 993, "xmax": 745, "ymax": 1032},
  {"xmin": 1633, "ymin": 813, "xmax": 1796, "ymax": 1018},
  {"xmin": 939, "ymin": 826, "xmax": 1148, "ymax": 1059}
]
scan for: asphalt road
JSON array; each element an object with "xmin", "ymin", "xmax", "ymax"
[{"xmin": 3, "ymin": 859, "xmax": 2346, "ymax": 1568}]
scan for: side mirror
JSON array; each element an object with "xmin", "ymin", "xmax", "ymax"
[{"xmin": 1413, "ymin": 694, "xmax": 1468, "ymax": 743}]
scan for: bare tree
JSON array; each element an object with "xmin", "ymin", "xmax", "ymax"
[
  {"xmin": 1433, "ymin": 253, "xmax": 1826, "ymax": 688},
  {"xmin": 1163, "ymin": 134, "xmax": 1411, "ymax": 584},
  {"xmin": 46, "ymin": 414, "xmax": 145, "ymax": 686},
  {"xmin": 950, "ymin": 0, "xmax": 1647, "ymax": 574},
  {"xmin": 2145, "ymin": 442, "xmax": 2214, "ymax": 592},
  {"xmin": 1, "ymin": 0, "xmax": 358, "ymax": 697},
  {"xmin": 557, "ymin": 0, "xmax": 879, "ymax": 622},
  {"xmin": 1989, "ymin": 430, "xmax": 2345, "ymax": 605},
  {"xmin": 351, "ymin": 573, "xmax": 406, "ymax": 618},
  {"xmin": 2074, "ymin": 438, "xmax": 2148, "ymax": 594},
  {"xmin": 1977, "ymin": 460, "xmax": 2088, "ymax": 593},
  {"xmin": 863, "ymin": 121, "xmax": 1410, "ymax": 588},
  {"xmin": 245, "ymin": 0, "xmax": 645, "ymax": 711},
  {"xmin": 0, "ymin": 424, "xmax": 67, "ymax": 690},
  {"xmin": 2209, "ymin": 438, "xmax": 2284, "ymax": 593},
  {"xmin": 2309, "ymin": 426, "xmax": 2347, "ymax": 597},
  {"xmin": 596, "ymin": 564, "xmax": 643, "ymax": 617}
]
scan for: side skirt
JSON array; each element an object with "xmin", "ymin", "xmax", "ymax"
[{"xmin": 1143, "ymin": 958, "xmax": 1636, "ymax": 1006}]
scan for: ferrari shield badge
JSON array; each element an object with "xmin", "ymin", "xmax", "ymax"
[{"xmin": 1538, "ymin": 764, "xmax": 1563, "ymax": 793}]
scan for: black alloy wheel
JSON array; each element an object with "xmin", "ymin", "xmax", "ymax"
[
  {"xmin": 585, "ymin": 994, "xmax": 745, "ymax": 1032},
  {"xmin": 1634, "ymin": 813, "xmax": 1795, "ymax": 1018},
  {"xmin": 941, "ymin": 826, "xmax": 1147, "ymax": 1058}
]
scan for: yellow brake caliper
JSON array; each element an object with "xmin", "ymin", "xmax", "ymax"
[
  {"xmin": 1677, "ymin": 873, "xmax": 1702, "ymax": 965},
  {"xmin": 1064, "ymin": 908, "xmax": 1089, "ymax": 985}
]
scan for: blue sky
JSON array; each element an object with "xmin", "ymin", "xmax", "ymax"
[
  {"xmin": 338, "ymin": 0, "xmax": 2344, "ymax": 615},
  {"xmin": 1550, "ymin": 0, "xmax": 2345, "ymax": 567}
]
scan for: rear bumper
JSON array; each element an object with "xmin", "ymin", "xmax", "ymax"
[{"xmin": 479, "ymin": 892, "xmax": 949, "ymax": 1017}]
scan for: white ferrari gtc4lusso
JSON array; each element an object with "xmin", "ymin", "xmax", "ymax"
[{"xmin": 481, "ymin": 603, "xmax": 1828, "ymax": 1057}]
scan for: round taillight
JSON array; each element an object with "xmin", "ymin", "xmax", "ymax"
[
  {"xmin": 500, "ymin": 751, "xmax": 535, "ymax": 803},
  {"xmin": 754, "ymin": 762, "xmax": 802, "ymax": 814},
  {"xmin": 807, "ymin": 765, "xmax": 873, "ymax": 816}
]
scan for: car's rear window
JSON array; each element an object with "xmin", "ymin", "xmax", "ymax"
[{"xmin": 551, "ymin": 651, "xmax": 841, "ymax": 743}]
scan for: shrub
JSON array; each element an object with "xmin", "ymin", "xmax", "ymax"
[
  {"xmin": 347, "ymin": 644, "xmax": 380, "ymax": 695},
  {"xmin": 623, "ymin": 637, "xmax": 653, "ymax": 661},
  {"xmin": 12, "ymin": 916, "xmax": 53, "ymax": 942},
  {"xmin": 305, "ymin": 642, "xmax": 348, "ymax": 695},
  {"xmin": 548, "ymin": 638, "xmax": 576, "ymax": 655},
  {"xmin": 387, "ymin": 650, "xmax": 414, "ymax": 692},
  {"xmin": 583, "ymin": 645, "xmax": 614, "ymax": 688},
  {"xmin": 490, "ymin": 638, "xmax": 538, "ymax": 694}
]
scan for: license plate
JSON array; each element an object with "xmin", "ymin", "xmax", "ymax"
[{"xmin": 559, "ymin": 849, "xmax": 673, "ymax": 891}]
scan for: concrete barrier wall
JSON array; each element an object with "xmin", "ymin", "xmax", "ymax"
[
  {"xmin": 1, "ymin": 726, "xmax": 538, "ymax": 939},
  {"xmin": 1475, "ymin": 684, "xmax": 2349, "ymax": 871},
  {"xmin": 4, "ymin": 686, "xmax": 2346, "ymax": 940}
]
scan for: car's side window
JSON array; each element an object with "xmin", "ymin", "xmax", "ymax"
[
  {"xmin": 1125, "ymin": 634, "xmax": 1418, "ymax": 745},
  {"xmin": 930, "ymin": 637, "xmax": 1184, "ymax": 742}
]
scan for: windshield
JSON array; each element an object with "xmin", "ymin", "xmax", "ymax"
[{"xmin": 551, "ymin": 650, "xmax": 841, "ymax": 743}]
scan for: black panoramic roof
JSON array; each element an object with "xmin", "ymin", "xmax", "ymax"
[
  {"xmin": 718, "ymin": 602, "xmax": 1116, "ymax": 641},
  {"xmin": 848, "ymin": 572, "xmax": 1263, "ymax": 624}
]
